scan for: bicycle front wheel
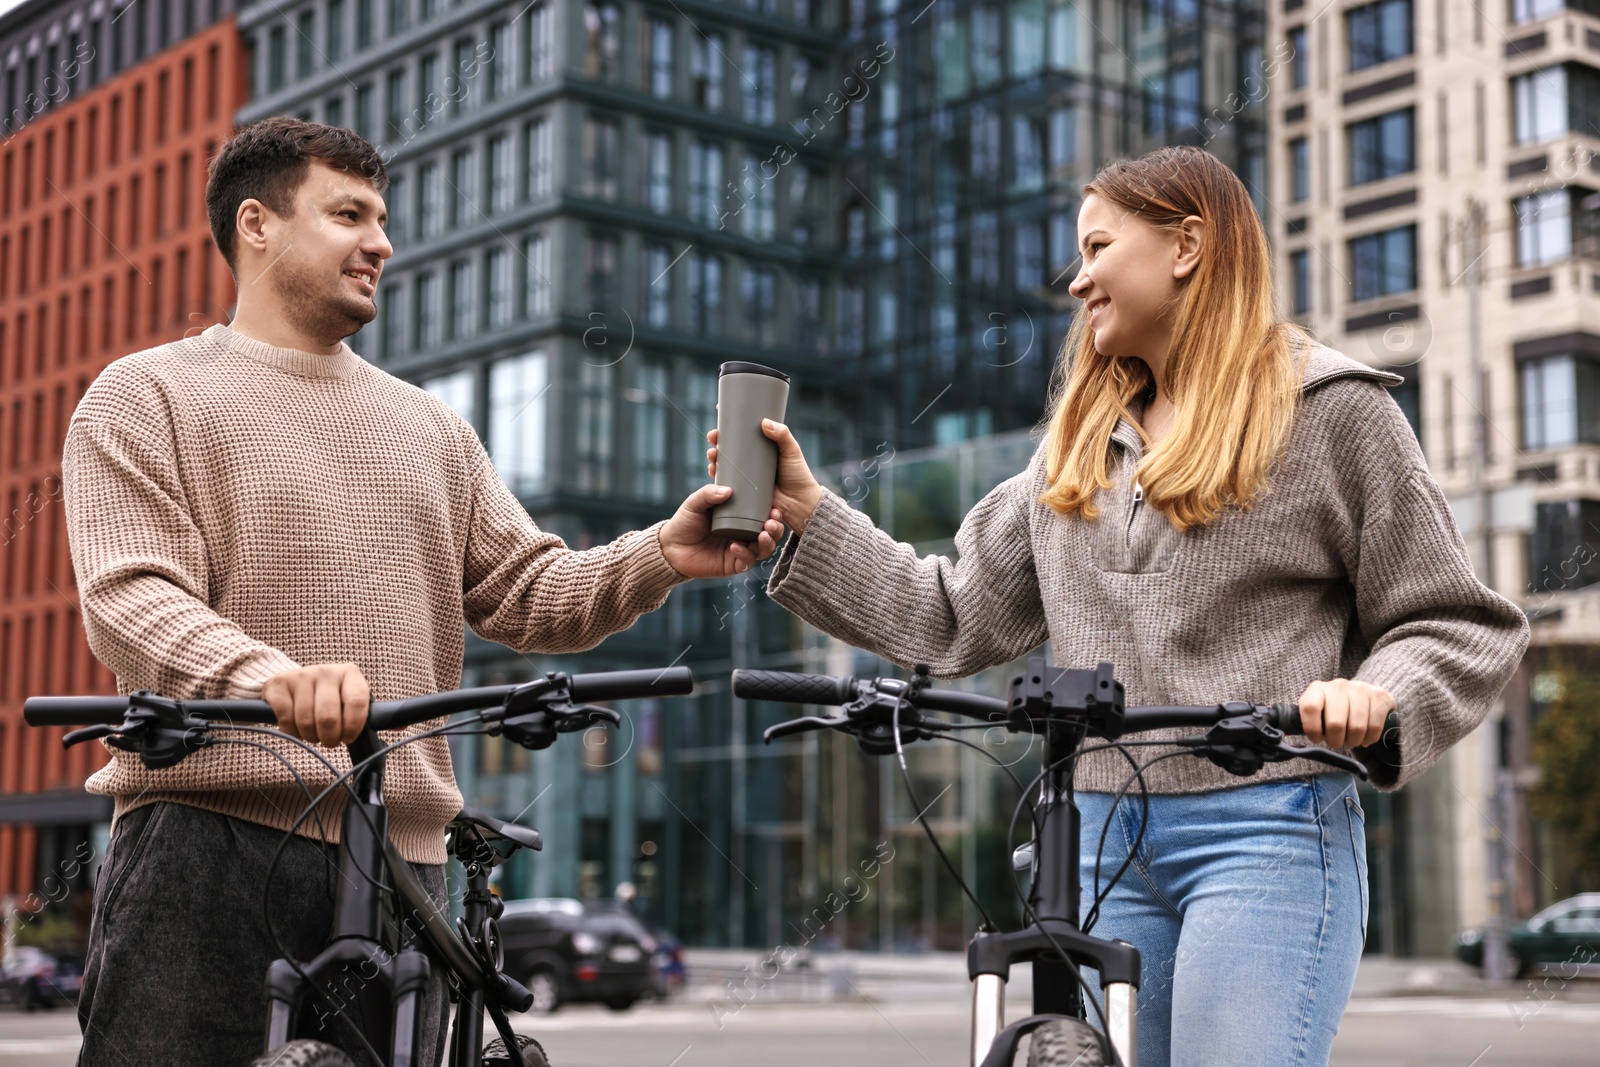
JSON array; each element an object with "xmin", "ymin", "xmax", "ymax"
[
  {"xmin": 1026, "ymin": 1019, "xmax": 1109, "ymax": 1067},
  {"xmin": 250, "ymin": 1039, "xmax": 357, "ymax": 1067}
]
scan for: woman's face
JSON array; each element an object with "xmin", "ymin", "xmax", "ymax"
[{"xmin": 1067, "ymin": 194, "xmax": 1197, "ymax": 364}]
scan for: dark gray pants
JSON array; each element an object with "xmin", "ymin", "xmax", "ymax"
[{"xmin": 77, "ymin": 801, "xmax": 450, "ymax": 1067}]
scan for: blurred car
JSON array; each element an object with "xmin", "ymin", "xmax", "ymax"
[
  {"xmin": 497, "ymin": 898, "xmax": 657, "ymax": 1013},
  {"xmin": 1454, "ymin": 893, "xmax": 1600, "ymax": 978},
  {"xmin": 0, "ymin": 947, "xmax": 83, "ymax": 1011}
]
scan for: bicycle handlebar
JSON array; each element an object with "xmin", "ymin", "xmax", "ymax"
[{"xmin": 23, "ymin": 667, "xmax": 697, "ymax": 733}]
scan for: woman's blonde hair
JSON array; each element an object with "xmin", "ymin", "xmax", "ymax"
[{"xmin": 1039, "ymin": 146, "xmax": 1306, "ymax": 531}]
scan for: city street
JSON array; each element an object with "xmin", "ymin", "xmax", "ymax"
[{"xmin": 3, "ymin": 958, "xmax": 1597, "ymax": 1067}]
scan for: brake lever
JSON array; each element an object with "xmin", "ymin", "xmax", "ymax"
[
  {"xmin": 553, "ymin": 704, "xmax": 621, "ymax": 731},
  {"xmin": 1283, "ymin": 743, "xmax": 1369, "ymax": 780},
  {"xmin": 763, "ymin": 715, "xmax": 848, "ymax": 743}
]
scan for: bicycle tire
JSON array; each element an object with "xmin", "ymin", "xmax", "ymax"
[
  {"xmin": 483, "ymin": 1034, "xmax": 551, "ymax": 1067},
  {"xmin": 249, "ymin": 1039, "xmax": 357, "ymax": 1067},
  {"xmin": 1026, "ymin": 1018, "xmax": 1109, "ymax": 1067}
]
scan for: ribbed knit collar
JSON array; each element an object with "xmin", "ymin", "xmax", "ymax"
[{"xmin": 207, "ymin": 323, "xmax": 364, "ymax": 380}]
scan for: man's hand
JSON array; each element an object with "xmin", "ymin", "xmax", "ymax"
[
  {"xmin": 262, "ymin": 663, "xmax": 371, "ymax": 747},
  {"xmin": 1297, "ymin": 678, "xmax": 1395, "ymax": 749},
  {"xmin": 658, "ymin": 484, "xmax": 786, "ymax": 578}
]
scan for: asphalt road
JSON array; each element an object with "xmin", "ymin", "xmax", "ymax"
[{"xmin": 4, "ymin": 992, "xmax": 1599, "ymax": 1067}]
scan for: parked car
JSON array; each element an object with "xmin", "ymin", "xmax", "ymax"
[
  {"xmin": 497, "ymin": 898, "xmax": 658, "ymax": 1013},
  {"xmin": 1454, "ymin": 893, "xmax": 1600, "ymax": 978},
  {"xmin": 0, "ymin": 947, "xmax": 83, "ymax": 1011}
]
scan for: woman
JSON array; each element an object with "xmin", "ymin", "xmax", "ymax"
[{"xmin": 709, "ymin": 147, "xmax": 1528, "ymax": 1066}]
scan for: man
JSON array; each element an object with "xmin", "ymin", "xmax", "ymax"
[{"xmin": 63, "ymin": 117, "xmax": 781, "ymax": 1066}]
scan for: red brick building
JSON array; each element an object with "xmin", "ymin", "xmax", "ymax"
[{"xmin": 0, "ymin": 19, "xmax": 247, "ymax": 916}]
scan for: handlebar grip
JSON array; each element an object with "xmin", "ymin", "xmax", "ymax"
[
  {"xmin": 1274, "ymin": 703, "xmax": 1402, "ymax": 770},
  {"xmin": 23, "ymin": 697, "xmax": 132, "ymax": 726},
  {"xmin": 1270, "ymin": 701, "xmax": 1302, "ymax": 734},
  {"xmin": 731, "ymin": 670, "xmax": 857, "ymax": 706},
  {"xmin": 568, "ymin": 666, "xmax": 695, "ymax": 702},
  {"xmin": 916, "ymin": 689, "xmax": 1008, "ymax": 720}
]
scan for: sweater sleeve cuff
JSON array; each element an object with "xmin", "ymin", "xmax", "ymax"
[
  {"xmin": 767, "ymin": 490, "xmax": 858, "ymax": 608},
  {"xmin": 224, "ymin": 648, "xmax": 302, "ymax": 699}
]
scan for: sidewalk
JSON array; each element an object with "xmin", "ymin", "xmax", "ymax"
[{"xmin": 681, "ymin": 948, "xmax": 1513, "ymax": 1004}]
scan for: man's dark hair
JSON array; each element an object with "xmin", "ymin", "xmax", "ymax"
[{"xmin": 205, "ymin": 117, "xmax": 388, "ymax": 273}]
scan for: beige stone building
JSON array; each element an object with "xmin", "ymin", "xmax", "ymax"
[{"xmin": 1267, "ymin": 0, "xmax": 1598, "ymax": 955}]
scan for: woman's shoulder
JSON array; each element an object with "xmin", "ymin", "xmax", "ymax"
[{"xmin": 1294, "ymin": 343, "xmax": 1420, "ymax": 454}]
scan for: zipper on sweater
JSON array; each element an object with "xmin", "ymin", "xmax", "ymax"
[{"xmin": 1125, "ymin": 479, "xmax": 1143, "ymax": 549}]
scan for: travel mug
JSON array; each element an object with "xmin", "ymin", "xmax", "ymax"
[{"xmin": 711, "ymin": 361, "xmax": 791, "ymax": 540}]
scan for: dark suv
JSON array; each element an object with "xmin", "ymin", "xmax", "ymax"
[{"xmin": 497, "ymin": 898, "xmax": 658, "ymax": 1013}]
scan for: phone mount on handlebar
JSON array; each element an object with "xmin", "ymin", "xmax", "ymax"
[
  {"xmin": 60, "ymin": 690, "xmax": 213, "ymax": 770},
  {"xmin": 479, "ymin": 674, "xmax": 622, "ymax": 751},
  {"xmin": 1008, "ymin": 661, "xmax": 1126, "ymax": 740}
]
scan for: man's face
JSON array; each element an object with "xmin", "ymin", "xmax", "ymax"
[{"xmin": 260, "ymin": 161, "xmax": 392, "ymax": 339}]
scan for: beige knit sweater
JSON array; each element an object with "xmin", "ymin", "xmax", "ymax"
[
  {"xmin": 768, "ymin": 347, "xmax": 1530, "ymax": 794},
  {"xmin": 63, "ymin": 324, "xmax": 688, "ymax": 863}
]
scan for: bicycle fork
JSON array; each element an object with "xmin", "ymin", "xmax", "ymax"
[{"xmin": 967, "ymin": 778, "xmax": 1139, "ymax": 1066}]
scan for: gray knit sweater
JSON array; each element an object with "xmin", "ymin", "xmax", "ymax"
[{"xmin": 768, "ymin": 347, "xmax": 1529, "ymax": 793}]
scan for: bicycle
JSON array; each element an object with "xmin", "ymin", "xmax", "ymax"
[
  {"xmin": 24, "ymin": 665, "xmax": 695, "ymax": 1067},
  {"xmin": 732, "ymin": 657, "xmax": 1401, "ymax": 1067}
]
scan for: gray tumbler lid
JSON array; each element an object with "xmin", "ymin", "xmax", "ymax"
[{"xmin": 719, "ymin": 361, "xmax": 790, "ymax": 382}]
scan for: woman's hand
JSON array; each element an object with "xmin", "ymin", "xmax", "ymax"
[
  {"xmin": 1296, "ymin": 678, "xmax": 1395, "ymax": 749},
  {"xmin": 706, "ymin": 419, "xmax": 826, "ymax": 535}
]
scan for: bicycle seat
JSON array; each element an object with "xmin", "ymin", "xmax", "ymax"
[{"xmin": 449, "ymin": 806, "xmax": 544, "ymax": 852}]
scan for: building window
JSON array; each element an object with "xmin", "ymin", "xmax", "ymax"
[
  {"xmin": 357, "ymin": 0, "xmax": 375, "ymax": 49},
  {"xmin": 386, "ymin": 68, "xmax": 407, "ymax": 140},
  {"xmin": 415, "ymin": 270, "xmax": 442, "ymax": 348},
  {"xmin": 1346, "ymin": 0, "xmax": 1412, "ymax": 72},
  {"xmin": 582, "ymin": 116, "xmax": 621, "ymax": 201},
  {"xmin": 1513, "ymin": 0, "xmax": 1567, "ymax": 24},
  {"xmin": 1287, "ymin": 26, "xmax": 1307, "ymax": 90},
  {"xmin": 972, "ymin": 4, "xmax": 1003, "ymax": 87},
  {"xmin": 1347, "ymin": 107, "xmax": 1414, "ymax": 185},
  {"xmin": 1391, "ymin": 376, "xmax": 1421, "ymax": 443},
  {"xmin": 296, "ymin": 10, "xmax": 316, "ymax": 78},
  {"xmin": 741, "ymin": 264, "xmax": 776, "ymax": 346},
  {"xmin": 1013, "ymin": 115, "xmax": 1044, "ymax": 192},
  {"xmin": 1522, "ymin": 353, "xmax": 1600, "ymax": 450},
  {"xmin": 837, "ymin": 282, "xmax": 864, "ymax": 354},
  {"xmin": 688, "ymin": 141, "xmax": 724, "ymax": 225},
  {"xmin": 448, "ymin": 258, "xmax": 477, "ymax": 339},
  {"xmin": 450, "ymin": 147, "xmax": 478, "ymax": 229},
  {"xmin": 585, "ymin": 233, "xmax": 619, "ymax": 310},
  {"xmin": 646, "ymin": 133, "xmax": 672, "ymax": 215},
  {"xmin": 1290, "ymin": 249, "xmax": 1312, "ymax": 314},
  {"xmin": 523, "ymin": 232, "xmax": 551, "ymax": 317},
  {"xmin": 489, "ymin": 351, "xmax": 549, "ymax": 494},
  {"xmin": 489, "ymin": 133, "xmax": 514, "ymax": 214},
  {"xmin": 972, "ymin": 210, "xmax": 1000, "ymax": 286},
  {"xmin": 266, "ymin": 24, "xmax": 287, "ymax": 92},
  {"xmin": 630, "ymin": 361, "xmax": 670, "ymax": 502},
  {"xmin": 649, "ymin": 19, "xmax": 674, "ymax": 99},
  {"xmin": 453, "ymin": 38, "xmax": 482, "ymax": 114},
  {"xmin": 1016, "ymin": 222, "xmax": 1044, "ymax": 289},
  {"xmin": 355, "ymin": 82, "xmax": 374, "ymax": 140},
  {"xmin": 643, "ymin": 243, "xmax": 672, "ymax": 327},
  {"xmin": 417, "ymin": 52, "xmax": 438, "ymax": 130},
  {"xmin": 327, "ymin": 0, "xmax": 347, "ymax": 62},
  {"xmin": 739, "ymin": 154, "xmax": 775, "ymax": 239},
  {"xmin": 689, "ymin": 253, "xmax": 722, "ymax": 335},
  {"xmin": 742, "ymin": 44, "xmax": 776, "ymax": 124},
  {"xmin": 385, "ymin": 174, "xmax": 406, "ymax": 248},
  {"xmin": 525, "ymin": 118, "xmax": 553, "ymax": 200},
  {"xmin": 1348, "ymin": 224, "xmax": 1417, "ymax": 301},
  {"xmin": 584, "ymin": 3, "xmax": 621, "ymax": 80},
  {"xmin": 1516, "ymin": 189, "xmax": 1575, "ymax": 267},
  {"xmin": 1513, "ymin": 65, "xmax": 1600, "ymax": 146},
  {"xmin": 423, "ymin": 367, "xmax": 476, "ymax": 425},
  {"xmin": 524, "ymin": 2, "xmax": 554, "ymax": 83},
  {"xmin": 797, "ymin": 276, "xmax": 823, "ymax": 353},
  {"xmin": 790, "ymin": 165, "xmax": 813, "ymax": 244},
  {"xmin": 691, "ymin": 33, "xmax": 725, "ymax": 111},
  {"xmin": 381, "ymin": 280, "xmax": 407, "ymax": 357},
  {"xmin": 972, "ymin": 105, "xmax": 1001, "ymax": 177},
  {"xmin": 488, "ymin": 247, "xmax": 512, "ymax": 329},
  {"xmin": 1289, "ymin": 137, "xmax": 1310, "ymax": 201},
  {"xmin": 489, "ymin": 21, "xmax": 515, "ymax": 100},
  {"xmin": 1528, "ymin": 499, "xmax": 1600, "ymax": 594},
  {"xmin": 419, "ymin": 160, "xmax": 443, "ymax": 238},
  {"xmin": 682, "ymin": 367, "xmax": 716, "ymax": 490},
  {"xmin": 575, "ymin": 361, "xmax": 614, "ymax": 493}
]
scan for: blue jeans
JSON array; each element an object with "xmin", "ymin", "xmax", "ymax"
[{"xmin": 1074, "ymin": 774, "xmax": 1368, "ymax": 1067}]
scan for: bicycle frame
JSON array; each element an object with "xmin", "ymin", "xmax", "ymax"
[
  {"xmin": 966, "ymin": 723, "xmax": 1140, "ymax": 1067},
  {"xmin": 261, "ymin": 727, "xmax": 529, "ymax": 1067}
]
